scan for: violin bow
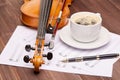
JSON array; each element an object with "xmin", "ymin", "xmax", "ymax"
[{"xmin": 52, "ymin": 0, "xmax": 67, "ymax": 38}]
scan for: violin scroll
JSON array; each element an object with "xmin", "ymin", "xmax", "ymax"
[
  {"xmin": 23, "ymin": 52, "xmax": 53, "ymax": 73},
  {"xmin": 23, "ymin": 55, "xmax": 44, "ymax": 73}
]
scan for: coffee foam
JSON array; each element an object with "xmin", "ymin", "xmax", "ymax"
[{"xmin": 71, "ymin": 12, "xmax": 101, "ymax": 26}]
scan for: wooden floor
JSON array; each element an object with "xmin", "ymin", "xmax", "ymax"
[{"xmin": 0, "ymin": 0, "xmax": 120, "ymax": 80}]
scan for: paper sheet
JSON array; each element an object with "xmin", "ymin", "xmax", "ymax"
[{"xmin": 0, "ymin": 25, "xmax": 120, "ymax": 77}]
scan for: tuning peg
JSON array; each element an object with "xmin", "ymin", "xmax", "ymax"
[
  {"xmin": 23, "ymin": 55, "xmax": 31, "ymax": 63},
  {"xmin": 44, "ymin": 41, "xmax": 54, "ymax": 49},
  {"xmin": 25, "ymin": 44, "xmax": 35, "ymax": 52},
  {"xmin": 43, "ymin": 52, "xmax": 53, "ymax": 60}
]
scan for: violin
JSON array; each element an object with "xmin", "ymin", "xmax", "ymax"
[
  {"xmin": 22, "ymin": 0, "xmax": 72, "ymax": 73},
  {"xmin": 21, "ymin": 0, "xmax": 72, "ymax": 29}
]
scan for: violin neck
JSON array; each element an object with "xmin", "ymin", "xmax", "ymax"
[{"xmin": 37, "ymin": 0, "xmax": 53, "ymax": 40}]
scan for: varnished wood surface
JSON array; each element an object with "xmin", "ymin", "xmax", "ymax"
[{"xmin": 0, "ymin": 0, "xmax": 120, "ymax": 80}]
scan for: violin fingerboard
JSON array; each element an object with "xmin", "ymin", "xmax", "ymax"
[{"xmin": 37, "ymin": 0, "xmax": 53, "ymax": 40}]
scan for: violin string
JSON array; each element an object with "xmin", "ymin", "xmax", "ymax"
[
  {"xmin": 37, "ymin": 0, "xmax": 46, "ymax": 39},
  {"xmin": 37, "ymin": 0, "xmax": 45, "ymax": 39},
  {"xmin": 37, "ymin": 0, "xmax": 53, "ymax": 40},
  {"xmin": 43, "ymin": 0, "xmax": 53, "ymax": 34},
  {"xmin": 39, "ymin": 0, "xmax": 47, "ymax": 39},
  {"xmin": 38, "ymin": 0, "xmax": 52, "ymax": 39}
]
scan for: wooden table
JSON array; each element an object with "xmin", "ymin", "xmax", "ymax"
[{"xmin": 0, "ymin": 0, "xmax": 120, "ymax": 80}]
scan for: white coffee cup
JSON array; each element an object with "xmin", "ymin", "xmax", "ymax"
[{"xmin": 70, "ymin": 12, "xmax": 102, "ymax": 42}]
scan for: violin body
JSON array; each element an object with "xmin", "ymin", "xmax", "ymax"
[
  {"xmin": 21, "ymin": 0, "xmax": 40, "ymax": 28},
  {"xmin": 21, "ymin": 0, "xmax": 72, "ymax": 29}
]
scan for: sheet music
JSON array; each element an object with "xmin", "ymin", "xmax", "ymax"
[{"xmin": 0, "ymin": 25, "xmax": 120, "ymax": 77}]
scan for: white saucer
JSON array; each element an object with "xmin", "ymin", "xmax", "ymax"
[{"xmin": 59, "ymin": 25, "xmax": 110, "ymax": 49}]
